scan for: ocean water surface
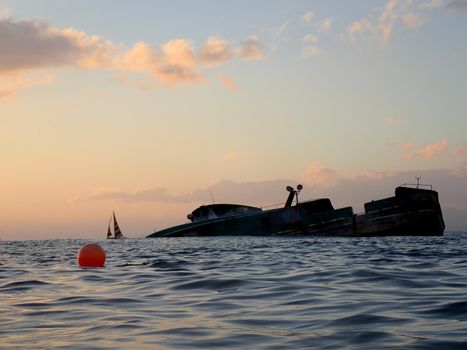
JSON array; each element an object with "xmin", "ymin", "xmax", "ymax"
[{"xmin": 1, "ymin": 233, "xmax": 467, "ymax": 349}]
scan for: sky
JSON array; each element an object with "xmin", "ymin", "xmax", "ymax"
[{"xmin": 0, "ymin": 0, "xmax": 466, "ymax": 240}]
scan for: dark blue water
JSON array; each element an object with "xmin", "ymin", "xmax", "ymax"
[{"xmin": 1, "ymin": 233, "xmax": 467, "ymax": 349}]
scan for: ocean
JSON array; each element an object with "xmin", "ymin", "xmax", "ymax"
[{"xmin": 1, "ymin": 233, "xmax": 467, "ymax": 349}]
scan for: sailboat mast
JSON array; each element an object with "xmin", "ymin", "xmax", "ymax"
[{"xmin": 106, "ymin": 215, "xmax": 113, "ymax": 239}]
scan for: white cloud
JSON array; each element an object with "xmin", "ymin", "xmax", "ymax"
[
  {"xmin": 302, "ymin": 11, "xmax": 315, "ymax": 23},
  {"xmin": 304, "ymin": 34, "xmax": 318, "ymax": 44},
  {"xmin": 317, "ymin": 17, "xmax": 334, "ymax": 32},
  {"xmin": 0, "ymin": 8, "xmax": 11, "ymax": 19},
  {"xmin": 302, "ymin": 34, "xmax": 321, "ymax": 57},
  {"xmin": 270, "ymin": 20, "xmax": 291, "ymax": 52}
]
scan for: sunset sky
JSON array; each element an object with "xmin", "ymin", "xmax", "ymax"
[{"xmin": 1, "ymin": 0, "xmax": 466, "ymax": 240}]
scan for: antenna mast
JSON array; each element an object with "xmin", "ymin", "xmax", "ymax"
[{"xmin": 209, "ymin": 189, "xmax": 215, "ymax": 204}]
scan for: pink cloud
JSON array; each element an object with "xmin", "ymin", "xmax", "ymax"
[
  {"xmin": 237, "ymin": 36, "xmax": 263, "ymax": 60},
  {"xmin": 452, "ymin": 147, "xmax": 465, "ymax": 157},
  {"xmin": 0, "ymin": 71, "xmax": 54, "ymax": 97},
  {"xmin": 348, "ymin": 19, "xmax": 374, "ymax": 35},
  {"xmin": 303, "ymin": 45, "xmax": 320, "ymax": 57},
  {"xmin": 223, "ymin": 151, "xmax": 238, "ymax": 161},
  {"xmin": 198, "ymin": 37, "xmax": 233, "ymax": 67},
  {"xmin": 302, "ymin": 34, "xmax": 321, "ymax": 57},
  {"xmin": 219, "ymin": 73, "xmax": 239, "ymax": 92},
  {"xmin": 302, "ymin": 162, "xmax": 338, "ymax": 188},
  {"xmin": 113, "ymin": 41, "xmax": 203, "ymax": 86},
  {"xmin": 62, "ymin": 165, "xmax": 467, "ymax": 238},
  {"xmin": 402, "ymin": 12, "xmax": 424, "ymax": 28},
  {"xmin": 120, "ymin": 42, "xmax": 158, "ymax": 73},
  {"xmin": 0, "ymin": 89, "xmax": 13, "ymax": 99},
  {"xmin": 161, "ymin": 39, "xmax": 196, "ymax": 67},
  {"xmin": 404, "ymin": 139, "xmax": 449, "ymax": 159},
  {"xmin": 75, "ymin": 186, "xmax": 191, "ymax": 204},
  {"xmin": 385, "ymin": 118, "xmax": 402, "ymax": 126},
  {"xmin": 355, "ymin": 170, "xmax": 395, "ymax": 180},
  {"xmin": 0, "ymin": 17, "xmax": 263, "ymax": 94}
]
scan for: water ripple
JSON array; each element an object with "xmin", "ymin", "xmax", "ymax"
[{"xmin": 1, "ymin": 233, "xmax": 467, "ymax": 349}]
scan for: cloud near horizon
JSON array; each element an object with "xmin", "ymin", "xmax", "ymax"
[
  {"xmin": 75, "ymin": 179, "xmax": 296, "ymax": 206},
  {"xmin": 452, "ymin": 148, "xmax": 465, "ymax": 157},
  {"xmin": 0, "ymin": 70, "xmax": 54, "ymax": 99},
  {"xmin": 404, "ymin": 139, "xmax": 449, "ymax": 159},
  {"xmin": 0, "ymin": 16, "xmax": 263, "ymax": 94},
  {"xmin": 301, "ymin": 162, "xmax": 338, "ymax": 188},
  {"xmin": 74, "ymin": 166, "xmax": 467, "ymax": 230}
]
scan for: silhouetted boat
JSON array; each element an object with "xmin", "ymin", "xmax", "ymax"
[
  {"xmin": 107, "ymin": 211, "xmax": 125, "ymax": 239},
  {"xmin": 146, "ymin": 183, "xmax": 445, "ymax": 238}
]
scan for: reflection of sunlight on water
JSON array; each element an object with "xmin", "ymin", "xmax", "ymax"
[{"xmin": 1, "ymin": 234, "xmax": 467, "ymax": 349}]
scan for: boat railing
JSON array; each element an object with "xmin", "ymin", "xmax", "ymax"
[
  {"xmin": 399, "ymin": 183, "xmax": 433, "ymax": 190},
  {"xmin": 260, "ymin": 198, "xmax": 322, "ymax": 210}
]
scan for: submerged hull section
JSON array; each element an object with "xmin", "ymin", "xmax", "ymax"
[{"xmin": 146, "ymin": 186, "xmax": 445, "ymax": 238}]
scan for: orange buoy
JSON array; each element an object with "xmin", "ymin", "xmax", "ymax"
[{"xmin": 78, "ymin": 243, "xmax": 106, "ymax": 268}]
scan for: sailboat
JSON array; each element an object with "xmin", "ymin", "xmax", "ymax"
[{"xmin": 106, "ymin": 211, "xmax": 125, "ymax": 239}]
